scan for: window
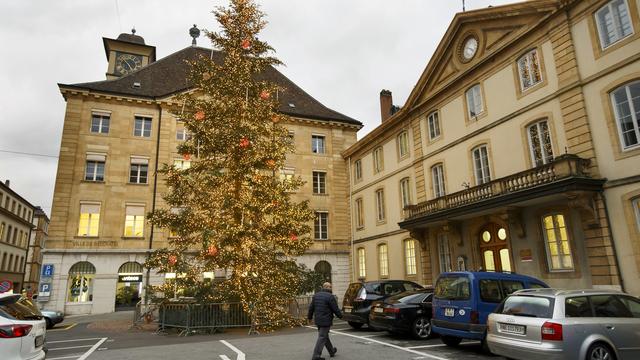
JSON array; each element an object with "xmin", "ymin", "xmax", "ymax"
[
  {"xmin": 312, "ymin": 171, "xmax": 326, "ymax": 194},
  {"xmin": 176, "ymin": 125, "xmax": 191, "ymax": 141},
  {"xmin": 542, "ymin": 213, "xmax": 574, "ymax": 271},
  {"xmin": 311, "ymin": 135, "xmax": 325, "ymax": 154},
  {"xmin": 400, "ymin": 177, "xmax": 412, "ymax": 208},
  {"xmin": 397, "ymin": 130, "xmax": 409, "ymax": 158},
  {"xmin": 0, "ymin": 223, "xmax": 4, "ymax": 241},
  {"xmin": 527, "ymin": 120, "xmax": 554, "ymax": 166},
  {"xmin": 404, "ymin": 239, "xmax": 417, "ymax": 275},
  {"xmin": 373, "ymin": 147, "xmax": 384, "ymax": 173},
  {"xmin": 501, "ymin": 280, "xmax": 524, "ymax": 296},
  {"xmin": 314, "ymin": 212, "xmax": 328, "ymax": 240},
  {"xmin": 619, "ymin": 296, "xmax": 640, "ymax": 317},
  {"xmin": 355, "ymin": 198, "xmax": 364, "ymax": 229},
  {"xmin": 5, "ymin": 225, "xmax": 11, "ymax": 242},
  {"xmin": 565, "ymin": 296, "xmax": 593, "ymax": 317},
  {"xmin": 472, "ymin": 145, "xmax": 491, "ymax": 185},
  {"xmin": 85, "ymin": 153, "xmax": 106, "ymax": 181},
  {"xmin": 67, "ymin": 262, "xmax": 95, "ymax": 303},
  {"xmin": 173, "ymin": 159, "xmax": 191, "ymax": 170},
  {"xmin": 427, "ymin": 111, "xmax": 441, "ymax": 140},
  {"xmin": 633, "ymin": 197, "xmax": 640, "ymax": 231},
  {"xmin": 375, "ymin": 189, "xmax": 385, "ymax": 222},
  {"xmin": 78, "ymin": 203, "xmax": 100, "ymax": 237},
  {"xmin": 357, "ymin": 247, "xmax": 366, "ymax": 278},
  {"xmin": 517, "ymin": 49, "xmax": 543, "ymax": 91},
  {"xmin": 435, "ymin": 275, "xmax": 470, "ymax": 300},
  {"xmin": 595, "ymin": 0, "xmax": 634, "ymax": 49},
  {"xmin": 133, "ymin": 116, "xmax": 152, "ymax": 137},
  {"xmin": 286, "ymin": 131, "xmax": 295, "ymax": 146},
  {"xmin": 129, "ymin": 157, "xmax": 149, "ymax": 184},
  {"xmin": 353, "ymin": 159, "xmax": 362, "ymax": 181},
  {"xmin": 90, "ymin": 112, "xmax": 110, "ymax": 134},
  {"xmin": 611, "ymin": 81, "xmax": 640, "ymax": 150},
  {"xmin": 479, "ymin": 279, "xmax": 503, "ymax": 303},
  {"xmin": 437, "ymin": 233, "xmax": 452, "ymax": 273},
  {"xmin": 378, "ymin": 244, "xmax": 389, "ymax": 277},
  {"xmin": 466, "ymin": 84, "xmax": 484, "ymax": 118},
  {"xmin": 592, "ymin": 295, "xmax": 633, "ymax": 317},
  {"xmin": 280, "ymin": 167, "xmax": 295, "ymax": 183},
  {"xmin": 431, "ymin": 164, "xmax": 446, "ymax": 198},
  {"xmin": 124, "ymin": 205, "xmax": 145, "ymax": 237}
]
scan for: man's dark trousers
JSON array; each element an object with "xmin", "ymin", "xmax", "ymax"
[{"xmin": 312, "ymin": 326, "xmax": 334, "ymax": 359}]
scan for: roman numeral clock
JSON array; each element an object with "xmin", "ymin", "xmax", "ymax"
[{"xmin": 114, "ymin": 52, "xmax": 143, "ymax": 75}]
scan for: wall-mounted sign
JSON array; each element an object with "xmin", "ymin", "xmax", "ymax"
[
  {"xmin": 38, "ymin": 283, "xmax": 51, "ymax": 298},
  {"xmin": 0, "ymin": 280, "xmax": 13, "ymax": 293},
  {"xmin": 118, "ymin": 275, "xmax": 142, "ymax": 283},
  {"xmin": 41, "ymin": 264, "xmax": 54, "ymax": 277},
  {"xmin": 520, "ymin": 249, "xmax": 533, "ymax": 262}
]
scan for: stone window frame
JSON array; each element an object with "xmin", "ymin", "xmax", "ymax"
[
  {"xmin": 353, "ymin": 159, "xmax": 363, "ymax": 183},
  {"xmin": 431, "ymin": 163, "xmax": 446, "ymax": 198},
  {"xmin": 314, "ymin": 211, "xmax": 329, "ymax": 240},
  {"xmin": 587, "ymin": 0, "xmax": 640, "ymax": 59},
  {"xmin": 77, "ymin": 201, "xmax": 101, "ymax": 238},
  {"xmin": 464, "ymin": 83, "xmax": 487, "ymax": 123},
  {"xmin": 540, "ymin": 212, "xmax": 576, "ymax": 273},
  {"xmin": 372, "ymin": 146, "xmax": 384, "ymax": 174},
  {"xmin": 526, "ymin": 119, "xmax": 555, "ymax": 167},
  {"xmin": 311, "ymin": 134, "xmax": 326, "ymax": 154},
  {"xmin": 513, "ymin": 47, "xmax": 548, "ymax": 98},
  {"xmin": 90, "ymin": 110, "xmax": 111, "ymax": 134},
  {"xmin": 399, "ymin": 177, "xmax": 412, "ymax": 211},
  {"xmin": 84, "ymin": 153, "xmax": 106, "ymax": 182},
  {"xmin": 404, "ymin": 238, "xmax": 418, "ymax": 277},
  {"xmin": 601, "ymin": 74, "xmax": 640, "ymax": 160},
  {"xmin": 124, "ymin": 203, "xmax": 146, "ymax": 238},
  {"xmin": 426, "ymin": 110, "xmax": 441, "ymax": 143},
  {"xmin": 595, "ymin": 0, "xmax": 635, "ymax": 50},
  {"xmin": 129, "ymin": 156, "xmax": 150, "ymax": 184},
  {"xmin": 470, "ymin": 143, "xmax": 492, "ymax": 186},
  {"xmin": 437, "ymin": 232, "xmax": 452, "ymax": 274},
  {"xmin": 312, "ymin": 170, "xmax": 327, "ymax": 195},
  {"xmin": 374, "ymin": 187, "xmax": 387, "ymax": 225},
  {"xmin": 133, "ymin": 115, "xmax": 153, "ymax": 138},
  {"xmin": 357, "ymin": 247, "xmax": 366, "ymax": 279},
  {"xmin": 354, "ymin": 197, "xmax": 364, "ymax": 231},
  {"xmin": 377, "ymin": 242, "xmax": 389, "ymax": 279},
  {"xmin": 396, "ymin": 129, "xmax": 410, "ymax": 160}
]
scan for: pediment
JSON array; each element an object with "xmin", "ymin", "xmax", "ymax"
[{"xmin": 407, "ymin": 0, "xmax": 560, "ymax": 109}]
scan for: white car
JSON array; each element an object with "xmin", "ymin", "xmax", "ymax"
[{"xmin": 0, "ymin": 293, "xmax": 47, "ymax": 360}]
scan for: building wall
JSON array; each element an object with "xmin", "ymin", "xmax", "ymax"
[{"xmin": 24, "ymin": 212, "xmax": 48, "ymax": 293}]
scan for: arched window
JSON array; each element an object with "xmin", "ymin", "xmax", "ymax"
[
  {"xmin": 68, "ymin": 261, "xmax": 96, "ymax": 303},
  {"xmin": 314, "ymin": 261, "xmax": 332, "ymax": 284},
  {"xmin": 377, "ymin": 244, "xmax": 389, "ymax": 278},
  {"xmin": 357, "ymin": 248, "xmax": 366, "ymax": 279},
  {"xmin": 527, "ymin": 119, "xmax": 554, "ymax": 166},
  {"xmin": 471, "ymin": 144, "xmax": 491, "ymax": 185},
  {"xmin": 611, "ymin": 81, "xmax": 640, "ymax": 150},
  {"xmin": 404, "ymin": 239, "xmax": 418, "ymax": 276},
  {"xmin": 118, "ymin": 261, "xmax": 143, "ymax": 274}
]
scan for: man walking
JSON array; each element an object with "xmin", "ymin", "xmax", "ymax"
[{"xmin": 308, "ymin": 282, "xmax": 342, "ymax": 360}]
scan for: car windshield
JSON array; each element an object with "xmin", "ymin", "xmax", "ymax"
[
  {"xmin": 500, "ymin": 295, "xmax": 554, "ymax": 318},
  {"xmin": 388, "ymin": 291, "xmax": 430, "ymax": 303},
  {"xmin": 0, "ymin": 295, "xmax": 43, "ymax": 321},
  {"xmin": 434, "ymin": 276, "xmax": 470, "ymax": 300}
]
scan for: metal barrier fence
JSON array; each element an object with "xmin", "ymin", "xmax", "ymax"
[{"xmin": 134, "ymin": 295, "xmax": 313, "ymax": 335}]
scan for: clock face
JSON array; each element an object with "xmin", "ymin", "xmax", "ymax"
[
  {"xmin": 462, "ymin": 37, "xmax": 478, "ymax": 61},
  {"xmin": 115, "ymin": 53, "xmax": 143, "ymax": 75}
]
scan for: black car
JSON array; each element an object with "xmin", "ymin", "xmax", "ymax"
[
  {"xmin": 369, "ymin": 289, "xmax": 434, "ymax": 339},
  {"xmin": 342, "ymin": 280, "xmax": 423, "ymax": 329}
]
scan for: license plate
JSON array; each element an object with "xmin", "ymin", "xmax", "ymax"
[
  {"xmin": 374, "ymin": 307, "xmax": 383, "ymax": 313},
  {"xmin": 499, "ymin": 323, "xmax": 526, "ymax": 335},
  {"xmin": 35, "ymin": 335, "xmax": 44, "ymax": 348},
  {"xmin": 343, "ymin": 306, "xmax": 352, "ymax": 313},
  {"xmin": 444, "ymin": 308, "xmax": 455, "ymax": 317}
]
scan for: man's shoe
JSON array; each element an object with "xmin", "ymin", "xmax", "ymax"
[{"xmin": 329, "ymin": 347, "xmax": 337, "ymax": 357}]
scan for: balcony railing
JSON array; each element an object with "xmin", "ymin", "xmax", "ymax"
[{"xmin": 403, "ymin": 154, "xmax": 591, "ymax": 220}]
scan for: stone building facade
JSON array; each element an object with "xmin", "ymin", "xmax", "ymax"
[
  {"xmin": 0, "ymin": 180, "xmax": 36, "ymax": 293},
  {"xmin": 42, "ymin": 32, "xmax": 361, "ymax": 314},
  {"xmin": 344, "ymin": 0, "xmax": 640, "ymax": 295},
  {"xmin": 23, "ymin": 207, "xmax": 49, "ymax": 295}
]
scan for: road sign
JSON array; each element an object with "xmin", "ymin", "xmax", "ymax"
[
  {"xmin": 0, "ymin": 280, "xmax": 13, "ymax": 293},
  {"xmin": 38, "ymin": 283, "xmax": 51, "ymax": 297},
  {"xmin": 42, "ymin": 264, "xmax": 54, "ymax": 277}
]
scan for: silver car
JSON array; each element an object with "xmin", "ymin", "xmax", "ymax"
[{"xmin": 487, "ymin": 289, "xmax": 640, "ymax": 360}]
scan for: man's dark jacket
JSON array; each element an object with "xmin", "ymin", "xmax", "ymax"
[{"xmin": 308, "ymin": 289, "xmax": 343, "ymax": 327}]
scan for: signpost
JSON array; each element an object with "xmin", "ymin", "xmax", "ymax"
[
  {"xmin": 38, "ymin": 264, "xmax": 54, "ymax": 301},
  {"xmin": 0, "ymin": 280, "xmax": 13, "ymax": 293}
]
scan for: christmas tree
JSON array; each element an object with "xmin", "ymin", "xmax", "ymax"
[{"xmin": 145, "ymin": 0, "xmax": 314, "ymax": 331}]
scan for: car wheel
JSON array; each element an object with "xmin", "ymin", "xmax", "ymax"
[
  {"xmin": 45, "ymin": 318, "xmax": 53, "ymax": 329},
  {"xmin": 348, "ymin": 321, "xmax": 363, "ymax": 329},
  {"xmin": 441, "ymin": 335, "xmax": 462, "ymax": 347},
  {"xmin": 411, "ymin": 317, "xmax": 432, "ymax": 339},
  {"xmin": 586, "ymin": 343, "xmax": 616, "ymax": 360}
]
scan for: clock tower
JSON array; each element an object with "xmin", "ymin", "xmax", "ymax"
[{"xmin": 103, "ymin": 29, "xmax": 156, "ymax": 80}]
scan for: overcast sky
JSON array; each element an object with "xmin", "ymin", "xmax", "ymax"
[{"xmin": 0, "ymin": 0, "xmax": 516, "ymax": 215}]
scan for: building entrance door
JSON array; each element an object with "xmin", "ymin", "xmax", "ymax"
[
  {"xmin": 479, "ymin": 223, "xmax": 512, "ymax": 272},
  {"xmin": 115, "ymin": 262, "xmax": 143, "ymax": 311}
]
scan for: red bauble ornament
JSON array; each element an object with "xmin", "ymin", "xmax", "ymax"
[
  {"xmin": 207, "ymin": 245, "xmax": 218, "ymax": 257},
  {"xmin": 265, "ymin": 159, "xmax": 276, "ymax": 168},
  {"xmin": 259, "ymin": 90, "xmax": 270, "ymax": 100},
  {"xmin": 239, "ymin": 137, "xmax": 250, "ymax": 148},
  {"xmin": 290, "ymin": 233, "xmax": 298, "ymax": 241},
  {"xmin": 183, "ymin": 153, "xmax": 191, "ymax": 161},
  {"xmin": 194, "ymin": 111, "xmax": 205, "ymax": 121},
  {"xmin": 271, "ymin": 115, "xmax": 280, "ymax": 123},
  {"xmin": 241, "ymin": 39, "xmax": 251, "ymax": 50},
  {"xmin": 168, "ymin": 255, "xmax": 177, "ymax": 266}
]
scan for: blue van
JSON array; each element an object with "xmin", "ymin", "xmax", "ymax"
[{"xmin": 431, "ymin": 271, "xmax": 548, "ymax": 347}]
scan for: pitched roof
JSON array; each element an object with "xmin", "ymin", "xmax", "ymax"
[{"xmin": 60, "ymin": 47, "xmax": 361, "ymax": 126}]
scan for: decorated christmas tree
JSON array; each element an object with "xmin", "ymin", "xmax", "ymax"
[{"xmin": 145, "ymin": 0, "xmax": 314, "ymax": 330}]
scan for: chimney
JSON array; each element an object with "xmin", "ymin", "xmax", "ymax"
[
  {"xmin": 380, "ymin": 89, "xmax": 393, "ymax": 122},
  {"xmin": 4, "ymin": 180, "xmax": 9, "ymax": 187}
]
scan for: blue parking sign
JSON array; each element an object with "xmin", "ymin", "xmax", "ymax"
[
  {"xmin": 42, "ymin": 264, "xmax": 54, "ymax": 277},
  {"xmin": 39, "ymin": 283, "xmax": 51, "ymax": 297}
]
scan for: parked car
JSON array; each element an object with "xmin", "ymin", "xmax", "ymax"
[
  {"xmin": 431, "ymin": 271, "xmax": 548, "ymax": 348},
  {"xmin": 342, "ymin": 280, "xmax": 423, "ymax": 329},
  {"xmin": 487, "ymin": 288, "xmax": 640, "ymax": 360},
  {"xmin": 0, "ymin": 293, "xmax": 47, "ymax": 360},
  {"xmin": 40, "ymin": 310, "xmax": 64, "ymax": 329},
  {"xmin": 369, "ymin": 288, "xmax": 434, "ymax": 339}
]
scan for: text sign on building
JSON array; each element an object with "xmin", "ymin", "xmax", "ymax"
[
  {"xmin": 41, "ymin": 264, "xmax": 54, "ymax": 277},
  {"xmin": 0, "ymin": 280, "xmax": 13, "ymax": 293},
  {"xmin": 118, "ymin": 275, "xmax": 142, "ymax": 283},
  {"xmin": 38, "ymin": 283, "xmax": 51, "ymax": 298}
]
